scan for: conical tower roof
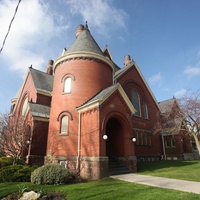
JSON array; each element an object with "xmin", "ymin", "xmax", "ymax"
[
  {"xmin": 65, "ymin": 24, "xmax": 104, "ymax": 56},
  {"xmin": 54, "ymin": 23, "xmax": 115, "ymax": 71}
]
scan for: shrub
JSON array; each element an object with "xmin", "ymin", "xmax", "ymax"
[
  {"xmin": 0, "ymin": 157, "xmax": 14, "ymax": 168},
  {"xmin": 2, "ymin": 191, "xmax": 67, "ymax": 200},
  {"xmin": 38, "ymin": 191, "xmax": 67, "ymax": 200},
  {"xmin": 31, "ymin": 164, "xmax": 71, "ymax": 185},
  {"xmin": 0, "ymin": 165, "xmax": 36, "ymax": 182},
  {"xmin": 0, "ymin": 157, "xmax": 25, "ymax": 168}
]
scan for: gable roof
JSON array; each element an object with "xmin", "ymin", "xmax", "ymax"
[
  {"xmin": 30, "ymin": 67, "xmax": 53, "ymax": 95},
  {"xmin": 158, "ymin": 97, "xmax": 176, "ymax": 114},
  {"xmin": 158, "ymin": 98, "xmax": 184, "ymax": 135},
  {"xmin": 29, "ymin": 102, "xmax": 50, "ymax": 119},
  {"xmin": 65, "ymin": 26, "xmax": 104, "ymax": 56},
  {"xmin": 102, "ymin": 45, "xmax": 120, "ymax": 72},
  {"xmin": 10, "ymin": 67, "xmax": 53, "ymax": 115},
  {"xmin": 114, "ymin": 62, "xmax": 133, "ymax": 79},
  {"xmin": 77, "ymin": 83, "xmax": 136, "ymax": 114},
  {"xmin": 114, "ymin": 61, "xmax": 160, "ymax": 110},
  {"xmin": 102, "ymin": 45, "xmax": 113, "ymax": 60}
]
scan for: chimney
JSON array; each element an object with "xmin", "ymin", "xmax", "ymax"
[
  {"xmin": 75, "ymin": 24, "xmax": 84, "ymax": 38},
  {"xmin": 124, "ymin": 55, "xmax": 131, "ymax": 66},
  {"xmin": 46, "ymin": 60, "xmax": 54, "ymax": 75}
]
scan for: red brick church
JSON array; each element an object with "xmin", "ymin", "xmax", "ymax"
[{"xmin": 9, "ymin": 23, "xmax": 192, "ymax": 180}]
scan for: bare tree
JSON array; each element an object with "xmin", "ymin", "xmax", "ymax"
[
  {"xmin": 0, "ymin": 112, "xmax": 31, "ymax": 164},
  {"xmin": 154, "ymin": 90, "xmax": 200, "ymax": 155},
  {"xmin": 178, "ymin": 90, "xmax": 200, "ymax": 154}
]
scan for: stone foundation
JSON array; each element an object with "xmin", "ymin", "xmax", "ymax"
[
  {"xmin": 137, "ymin": 154, "xmax": 162, "ymax": 162},
  {"xmin": 80, "ymin": 156, "xmax": 108, "ymax": 180},
  {"xmin": 44, "ymin": 155, "xmax": 109, "ymax": 180},
  {"xmin": 118, "ymin": 156, "xmax": 137, "ymax": 172}
]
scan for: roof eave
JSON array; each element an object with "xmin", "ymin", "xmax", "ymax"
[{"xmin": 54, "ymin": 52, "xmax": 115, "ymax": 71}]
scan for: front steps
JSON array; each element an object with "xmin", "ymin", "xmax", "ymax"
[{"xmin": 108, "ymin": 156, "xmax": 131, "ymax": 176}]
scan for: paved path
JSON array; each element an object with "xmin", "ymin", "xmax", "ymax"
[{"xmin": 110, "ymin": 173, "xmax": 200, "ymax": 194}]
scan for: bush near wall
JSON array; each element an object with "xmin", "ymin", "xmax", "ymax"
[
  {"xmin": 0, "ymin": 157, "xmax": 25, "ymax": 168},
  {"xmin": 0, "ymin": 165, "xmax": 36, "ymax": 182},
  {"xmin": 31, "ymin": 164, "xmax": 71, "ymax": 185}
]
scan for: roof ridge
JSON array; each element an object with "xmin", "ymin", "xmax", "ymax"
[
  {"xmin": 158, "ymin": 97, "xmax": 176, "ymax": 104},
  {"xmin": 29, "ymin": 67, "xmax": 53, "ymax": 77}
]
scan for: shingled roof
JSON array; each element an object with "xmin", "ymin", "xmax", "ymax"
[
  {"xmin": 77, "ymin": 83, "xmax": 136, "ymax": 114},
  {"xmin": 30, "ymin": 67, "xmax": 53, "ymax": 95},
  {"xmin": 158, "ymin": 98, "xmax": 176, "ymax": 114},
  {"xmin": 80, "ymin": 85, "xmax": 117, "ymax": 107},
  {"xmin": 29, "ymin": 102, "xmax": 50, "ymax": 119},
  {"xmin": 65, "ymin": 25, "xmax": 104, "ymax": 56}
]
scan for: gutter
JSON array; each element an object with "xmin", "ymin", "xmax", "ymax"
[
  {"xmin": 162, "ymin": 134, "xmax": 166, "ymax": 160},
  {"xmin": 76, "ymin": 111, "xmax": 81, "ymax": 170}
]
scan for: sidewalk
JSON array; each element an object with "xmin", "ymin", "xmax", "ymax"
[{"xmin": 110, "ymin": 173, "xmax": 200, "ymax": 194}]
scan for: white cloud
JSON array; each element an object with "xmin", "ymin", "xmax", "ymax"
[
  {"xmin": 184, "ymin": 67, "xmax": 200, "ymax": 77},
  {"xmin": 0, "ymin": 0, "xmax": 68, "ymax": 75},
  {"xmin": 148, "ymin": 72, "xmax": 162, "ymax": 85},
  {"xmin": 183, "ymin": 50, "xmax": 200, "ymax": 78},
  {"xmin": 174, "ymin": 89, "xmax": 187, "ymax": 98},
  {"xmin": 65, "ymin": 0, "xmax": 128, "ymax": 36},
  {"xmin": 0, "ymin": 0, "xmax": 128, "ymax": 77}
]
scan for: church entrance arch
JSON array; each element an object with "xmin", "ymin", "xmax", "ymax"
[{"xmin": 105, "ymin": 117, "xmax": 124, "ymax": 157}]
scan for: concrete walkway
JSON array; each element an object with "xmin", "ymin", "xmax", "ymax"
[{"xmin": 110, "ymin": 173, "xmax": 200, "ymax": 194}]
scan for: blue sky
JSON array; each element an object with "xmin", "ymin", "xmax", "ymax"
[{"xmin": 0, "ymin": 0, "xmax": 200, "ymax": 113}]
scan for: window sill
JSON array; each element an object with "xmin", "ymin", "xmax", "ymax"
[
  {"xmin": 166, "ymin": 146, "xmax": 176, "ymax": 148},
  {"xmin": 62, "ymin": 92, "xmax": 71, "ymax": 95},
  {"xmin": 59, "ymin": 133, "xmax": 69, "ymax": 136}
]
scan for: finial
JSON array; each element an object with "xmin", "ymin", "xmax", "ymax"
[
  {"xmin": 124, "ymin": 55, "xmax": 131, "ymax": 66},
  {"xmin": 85, "ymin": 21, "xmax": 88, "ymax": 29}
]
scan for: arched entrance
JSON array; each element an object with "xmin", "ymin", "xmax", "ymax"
[{"xmin": 106, "ymin": 118, "xmax": 124, "ymax": 157}]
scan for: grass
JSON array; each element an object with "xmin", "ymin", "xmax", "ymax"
[
  {"xmin": 1, "ymin": 160, "xmax": 200, "ymax": 199},
  {"xmin": 137, "ymin": 160, "xmax": 200, "ymax": 182},
  {"xmin": 0, "ymin": 178, "xmax": 200, "ymax": 200}
]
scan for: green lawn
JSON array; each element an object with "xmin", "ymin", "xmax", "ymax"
[
  {"xmin": 0, "ymin": 178, "xmax": 200, "ymax": 200},
  {"xmin": 137, "ymin": 160, "xmax": 200, "ymax": 182},
  {"xmin": 1, "ymin": 160, "xmax": 200, "ymax": 200}
]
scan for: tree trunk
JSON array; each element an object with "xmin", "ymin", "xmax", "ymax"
[{"xmin": 192, "ymin": 133, "xmax": 200, "ymax": 155}]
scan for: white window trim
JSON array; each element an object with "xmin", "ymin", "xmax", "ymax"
[{"xmin": 64, "ymin": 77, "xmax": 72, "ymax": 93}]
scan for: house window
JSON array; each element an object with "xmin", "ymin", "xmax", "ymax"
[
  {"xmin": 22, "ymin": 98, "xmax": 28, "ymax": 116},
  {"xmin": 136, "ymin": 131, "xmax": 139, "ymax": 145},
  {"xmin": 143, "ymin": 103, "xmax": 148, "ymax": 119},
  {"xmin": 144, "ymin": 132, "xmax": 148, "ymax": 145},
  {"xmin": 171, "ymin": 139, "xmax": 176, "ymax": 147},
  {"xmin": 140, "ymin": 131, "xmax": 144, "ymax": 145},
  {"xmin": 166, "ymin": 138, "xmax": 172, "ymax": 147},
  {"xmin": 132, "ymin": 91, "xmax": 141, "ymax": 117},
  {"xmin": 165, "ymin": 137, "xmax": 176, "ymax": 148},
  {"xmin": 60, "ymin": 116, "xmax": 68, "ymax": 135},
  {"xmin": 64, "ymin": 78, "xmax": 71, "ymax": 93},
  {"xmin": 134, "ymin": 129, "xmax": 151, "ymax": 146}
]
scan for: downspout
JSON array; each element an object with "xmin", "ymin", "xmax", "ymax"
[
  {"xmin": 26, "ymin": 117, "xmax": 34, "ymax": 164},
  {"xmin": 162, "ymin": 134, "xmax": 166, "ymax": 160},
  {"xmin": 76, "ymin": 111, "xmax": 81, "ymax": 170}
]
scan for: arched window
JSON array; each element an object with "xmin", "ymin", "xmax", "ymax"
[
  {"xmin": 143, "ymin": 102, "xmax": 148, "ymax": 119},
  {"xmin": 132, "ymin": 91, "xmax": 141, "ymax": 117},
  {"xmin": 22, "ymin": 98, "xmax": 28, "ymax": 116},
  {"xmin": 60, "ymin": 116, "xmax": 68, "ymax": 135},
  {"xmin": 64, "ymin": 78, "xmax": 71, "ymax": 93}
]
